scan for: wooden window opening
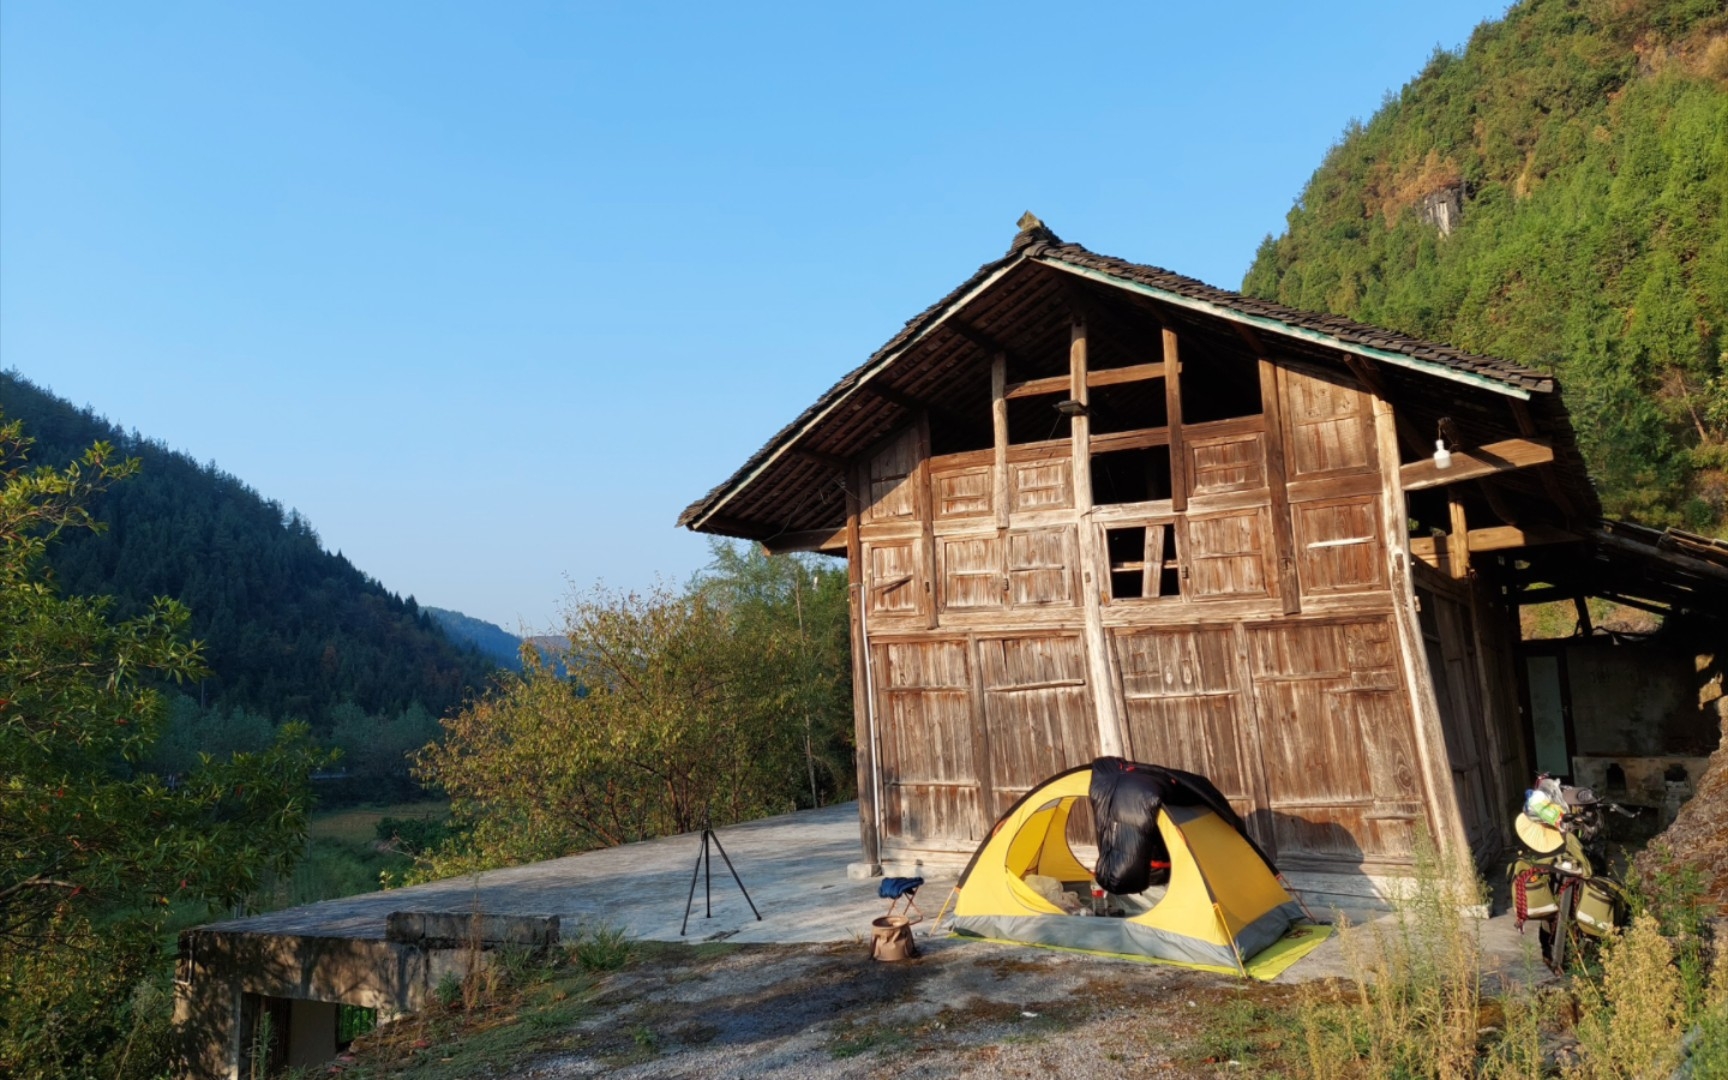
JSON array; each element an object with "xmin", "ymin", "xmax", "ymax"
[
  {"xmin": 1105, "ymin": 524, "xmax": 1180, "ymax": 601},
  {"xmin": 1091, "ymin": 445, "xmax": 1173, "ymax": 506}
]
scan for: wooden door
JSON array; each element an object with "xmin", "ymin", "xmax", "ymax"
[
  {"xmin": 873, "ymin": 639, "xmax": 984, "ymax": 846},
  {"xmin": 1246, "ymin": 619, "xmax": 1423, "ymax": 865},
  {"xmin": 977, "ymin": 635, "xmax": 1096, "ymax": 818},
  {"xmin": 1416, "ymin": 587, "xmax": 1499, "ymax": 856}
]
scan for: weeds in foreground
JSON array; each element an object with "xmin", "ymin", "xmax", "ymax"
[
  {"xmin": 323, "ymin": 931, "xmax": 632, "ymax": 1079},
  {"xmin": 1291, "ymin": 831, "xmax": 1727, "ymax": 1079},
  {"xmin": 1566, "ymin": 913, "xmax": 1685, "ymax": 1078},
  {"xmin": 1297, "ymin": 832, "xmax": 1485, "ymax": 1079},
  {"xmin": 567, "ymin": 922, "xmax": 635, "ymax": 972}
]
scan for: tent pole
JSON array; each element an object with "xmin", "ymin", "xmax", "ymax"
[{"xmin": 1278, "ymin": 873, "xmax": 1322, "ymax": 924}]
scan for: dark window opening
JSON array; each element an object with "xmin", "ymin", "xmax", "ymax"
[
  {"xmin": 929, "ymin": 413, "xmax": 994, "ymax": 456},
  {"xmin": 1105, "ymin": 525, "xmax": 1180, "ymax": 600},
  {"xmin": 1007, "ymin": 393, "xmax": 1073, "ymax": 445},
  {"xmin": 1089, "ymin": 381, "xmax": 1168, "ymax": 435},
  {"xmin": 1092, "ymin": 446, "xmax": 1172, "ymax": 505},
  {"xmin": 1406, "ymin": 488, "xmax": 1451, "ymax": 538},
  {"xmin": 1180, "ymin": 348, "xmax": 1263, "ymax": 423},
  {"xmin": 1605, "ymin": 763, "xmax": 1627, "ymax": 794}
]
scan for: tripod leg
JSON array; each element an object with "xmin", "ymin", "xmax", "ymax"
[
  {"xmin": 680, "ymin": 835, "xmax": 704, "ymax": 937},
  {"xmin": 707, "ymin": 830, "xmax": 762, "ymax": 921},
  {"xmin": 704, "ymin": 830, "xmax": 713, "ymax": 918}
]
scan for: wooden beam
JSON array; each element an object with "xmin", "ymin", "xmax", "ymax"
[
  {"xmin": 1086, "ymin": 362, "xmax": 1175, "ymax": 389},
  {"xmin": 1367, "ymin": 379, "xmax": 1474, "ymax": 862},
  {"xmin": 1070, "ymin": 314, "xmax": 1126, "ymax": 758},
  {"xmin": 1464, "ymin": 524, "xmax": 1579, "ymax": 553},
  {"xmin": 760, "ymin": 526, "xmax": 848, "ymax": 555},
  {"xmin": 1448, "ymin": 491, "xmax": 1470, "ymax": 579},
  {"xmin": 915, "ymin": 412, "xmax": 937, "ymax": 631},
  {"xmin": 1399, "ymin": 437, "xmax": 1555, "ymax": 492},
  {"xmin": 1573, "ymin": 595, "xmax": 1594, "ymax": 637},
  {"xmin": 1513, "ymin": 586, "xmax": 1581, "ymax": 606},
  {"xmin": 1004, "ymin": 374, "xmax": 1072, "ymax": 400},
  {"xmin": 844, "ymin": 477, "xmax": 879, "ymax": 867},
  {"xmin": 991, "ymin": 352, "xmax": 1009, "ymax": 530},
  {"xmin": 859, "ymin": 381, "xmax": 922, "ymax": 411},
  {"xmin": 1088, "ymin": 428, "xmax": 1172, "ymax": 454},
  {"xmin": 1594, "ymin": 529, "xmax": 1728, "ymax": 587},
  {"xmin": 1258, "ymin": 354, "xmax": 1300, "ymax": 614},
  {"xmin": 697, "ymin": 513, "xmax": 768, "ymax": 538},
  {"xmin": 788, "ymin": 446, "xmax": 848, "ymax": 471},
  {"xmin": 946, "ymin": 319, "xmax": 1013, "ymax": 360},
  {"xmin": 1162, "ymin": 326, "xmax": 1187, "ymax": 513}
]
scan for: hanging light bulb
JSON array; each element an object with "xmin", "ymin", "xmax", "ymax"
[{"xmin": 1433, "ymin": 438, "xmax": 1453, "ymax": 470}]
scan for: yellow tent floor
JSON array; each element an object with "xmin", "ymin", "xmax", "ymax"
[{"xmin": 950, "ymin": 920, "xmax": 1334, "ymax": 981}]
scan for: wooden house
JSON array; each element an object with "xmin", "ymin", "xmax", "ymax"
[{"xmin": 679, "ymin": 217, "xmax": 1728, "ymax": 905}]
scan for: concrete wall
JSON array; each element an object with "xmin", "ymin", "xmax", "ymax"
[
  {"xmin": 175, "ymin": 913, "xmax": 559, "ymax": 1079},
  {"xmin": 1566, "ymin": 638, "xmax": 1716, "ymax": 758}
]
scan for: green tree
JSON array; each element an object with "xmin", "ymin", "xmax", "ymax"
[
  {"xmin": 1243, "ymin": 0, "xmax": 1728, "ymax": 533},
  {"xmin": 414, "ymin": 543, "xmax": 852, "ymax": 878},
  {"xmin": 0, "ymin": 417, "xmax": 324, "ymax": 1079}
]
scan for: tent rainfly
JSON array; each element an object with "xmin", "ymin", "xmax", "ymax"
[{"xmin": 947, "ymin": 758, "xmax": 1331, "ymax": 978}]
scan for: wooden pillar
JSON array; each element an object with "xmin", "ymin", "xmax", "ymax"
[
  {"xmin": 844, "ymin": 479, "xmax": 880, "ymax": 866},
  {"xmin": 1071, "ymin": 315, "xmax": 1126, "ymax": 757},
  {"xmin": 1370, "ymin": 391, "xmax": 1472, "ymax": 861},
  {"xmin": 1448, "ymin": 491, "xmax": 1470, "ymax": 580},
  {"xmin": 991, "ymin": 353, "xmax": 1009, "ymax": 530},
  {"xmin": 914, "ymin": 412, "xmax": 938, "ymax": 630},
  {"xmin": 1163, "ymin": 327, "xmax": 1187, "ymax": 513},
  {"xmin": 1257, "ymin": 354, "xmax": 1301, "ymax": 615}
]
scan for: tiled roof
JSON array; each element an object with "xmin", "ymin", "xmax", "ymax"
[{"xmin": 679, "ymin": 221, "xmax": 1558, "ymax": 532}]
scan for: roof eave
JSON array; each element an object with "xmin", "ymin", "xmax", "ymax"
[
  {"xmin": 683, "ymin": 254, "xmax": 1030, "ymax": 533},
  {"xmin": 1035, "ymin": 257, "xmax": 1541, "ymax": 400}
]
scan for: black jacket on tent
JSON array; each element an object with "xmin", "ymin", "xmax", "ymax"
[{"xmin": 1091, "ymin": 757, "xmax": 1279, "ymax": 895}]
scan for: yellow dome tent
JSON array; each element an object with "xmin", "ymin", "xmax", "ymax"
[{"xmin": 946, "ymin": 761, "xmax": 1331, "ymax": 979}]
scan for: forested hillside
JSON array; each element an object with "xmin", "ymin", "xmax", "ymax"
[
  {"xmin": 1244, "ymin": 0, "xmax": 1728, "ymax": 531},
  {"xmin": 0, "ymin": 372, "xmax": 495, "ymax": 725},
  {"xmin": 426, "ymin": 606, "xmax": 525, "ymax": 671}
]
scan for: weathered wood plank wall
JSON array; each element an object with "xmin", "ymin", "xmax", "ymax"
[{"xmin": 844, "ymin": 323, "xmax": 1508, "ymax": 874}]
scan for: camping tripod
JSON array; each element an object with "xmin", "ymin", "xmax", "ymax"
[{"xmin": 679, "ymin": 823, "xmax": 762, "ymax": 935}]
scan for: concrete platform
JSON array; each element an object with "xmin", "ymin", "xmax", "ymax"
[
  {"xmin": 176, "ymin": 802, "xmax": 1552, "ymax": 1077},
  {"xmin": 203, "ymin": 803, "xmax": 939, "ymax": 946}
]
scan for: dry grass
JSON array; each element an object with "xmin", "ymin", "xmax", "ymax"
[
  {"xmin": 1294, "ymin": 834, "xmax": 1487, "ymax": 1079},
  {"xmin": 1565, "ymin": 914, "xmax": 1685, "ymax": 1078}
]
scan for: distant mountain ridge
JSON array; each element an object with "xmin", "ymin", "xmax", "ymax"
[
  {"xmin": 0, "ymin": 371, "xmax": 497, "ymax": 725},
  {"xmin": 425, "ymin": 607, "xmax": 524, "ymax": 671},
  {"xmin": 1243, "ymin": 0, "xmax": 1728, "ymax": 532}
]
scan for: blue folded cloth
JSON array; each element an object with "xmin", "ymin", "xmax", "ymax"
[{"xmin": 879, "ymin": 876, "xmax": 924, "ymax": 899}]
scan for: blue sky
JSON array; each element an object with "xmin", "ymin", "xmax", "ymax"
[{"xmin": 1, "ymin": 2, "xmax": 1510, "ymax": 632}]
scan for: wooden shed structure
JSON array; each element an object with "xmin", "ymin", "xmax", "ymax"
[{"xmin": 679, "ymin": 217, "xmax": 1727, "ymax": 906}]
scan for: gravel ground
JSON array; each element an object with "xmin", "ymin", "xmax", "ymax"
[{"xmin": 513, "ymin": 935, "xmax": 1302, "ymax": 1079}]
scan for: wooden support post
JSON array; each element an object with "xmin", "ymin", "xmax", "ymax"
[
  {"xmin": 992, "ymin": 353, "xmax": 1009, "ymax": 530},
  {"xmin": 1162, "ymin": 326, "xmax": 1187, "ymax": 513},
  {"xmin": 844, "ymin": 479, "xmax": 880, "ymax": 866},
  {"xmin": 1573, "ymin": 595, "xmax": 1594, "ymax": 638},
  {"xmin": 1257, "ymin": 355, "xmax": 1301, "ymax": 615},
  {"xmin": 1448, "ymin": 491, "xmax": 1471, "ymax": 580},
  {"xmin": 1070, "ymin": 315, "xmax": 1126, "ymax": 757},
  {"xmin": 915, "ymin": 412, "xmax": 938, "ymax": 630},
  {"xmin": 1370, "ymin": 389, "xmax": 1474, "ymax": 861}
]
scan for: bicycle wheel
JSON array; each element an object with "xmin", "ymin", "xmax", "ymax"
[{"xmin": 1549, "ymin": 880, "xmax": 1576, "ymax": 974}]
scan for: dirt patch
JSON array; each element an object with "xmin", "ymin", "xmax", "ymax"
[{"xmin": 514, "ymin": 936, "xmax": 1303, "ymax": 1079}]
